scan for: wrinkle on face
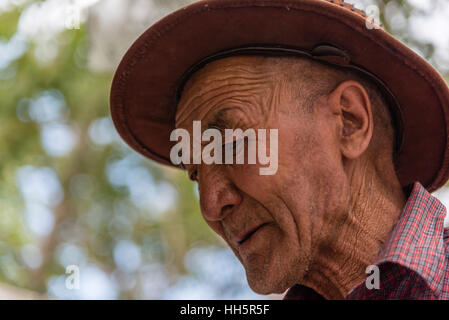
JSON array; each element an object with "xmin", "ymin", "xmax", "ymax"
[
  {"xmin": 176, "ymin": 56, "xmax": 283, "ymax": 131},
  {"xmin": 175, "ymin": 56, "xmax": 309, "ymax": 294}
]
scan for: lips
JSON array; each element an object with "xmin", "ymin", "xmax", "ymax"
[{"xmin": 236, "ymin": 223, "xmax": 268, "ymax": 246}]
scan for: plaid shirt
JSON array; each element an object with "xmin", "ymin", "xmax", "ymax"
[{"xmin": 284, "ymin": 182, "xmax": 449, "ymax": 300}]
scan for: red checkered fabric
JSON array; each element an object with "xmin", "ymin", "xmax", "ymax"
[{"xmin": 284, "ymin": 182, "xmax": 449, "ymax": 300}]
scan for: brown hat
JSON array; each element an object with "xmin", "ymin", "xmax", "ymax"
[{"xmin": 110, "ymin": 0, "xmax": 449, "ymax": 192}]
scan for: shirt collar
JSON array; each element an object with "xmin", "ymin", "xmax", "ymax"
[{"xmin": 374, "ymin": 181, "xmax": 448, "ymax": 296}]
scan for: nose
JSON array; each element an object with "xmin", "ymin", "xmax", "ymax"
[{"xmin": 197, "ymin": 165, "xmax": 242, "ymax": 222}]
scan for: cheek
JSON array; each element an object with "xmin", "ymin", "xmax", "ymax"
[
  {"xmin": 222, "ymin": 162, "xmax": 276, "ymax": 203},
  {"xmin": 274, "ymin": 121, "xmax": 348, "ymax": 242},
  {"xmin": 300, "ymin": 151, "xmax": 350, "ymax": 250}
]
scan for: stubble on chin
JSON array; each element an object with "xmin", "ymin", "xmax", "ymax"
[{"xmin": 243, "ymin": 243, "xmax": 310, "ymax": 295}]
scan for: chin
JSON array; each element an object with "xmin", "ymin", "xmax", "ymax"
[
  {"xmin": 245, "ymin": 267, "xmax": 298, "ymax": 295},
  {"xmin": 244, "ymin": 254, "xmax": 309, "ymax": 295}
]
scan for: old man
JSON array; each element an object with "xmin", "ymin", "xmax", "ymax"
[{"xmin": 110, "ymin": 0, "xmax": 449, "ymax": 299}]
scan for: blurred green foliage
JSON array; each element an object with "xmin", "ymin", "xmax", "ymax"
[{"xmin": 0, "ymin": 0, "xmax": 220, "ymax": 298}]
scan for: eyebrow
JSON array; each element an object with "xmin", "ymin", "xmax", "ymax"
[{"xmin": 206, "ymin": 109, "xmax": 234, "ymax": 131}]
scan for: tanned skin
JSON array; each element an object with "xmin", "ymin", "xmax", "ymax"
[{"xmin": 175, "ymin": 56, "xmax": 406, "ymax": 299}]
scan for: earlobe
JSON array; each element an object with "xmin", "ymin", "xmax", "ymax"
[{"xmin": 328, "ymin": 80, "xmax": 373, "ymax": 160}]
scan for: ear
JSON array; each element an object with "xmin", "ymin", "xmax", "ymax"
[{"xmin": 327, "ymin": 80, "xmax": 373, "ymax": 159}]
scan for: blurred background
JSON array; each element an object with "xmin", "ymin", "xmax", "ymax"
[{"xmin": 0, "ymin": 0, "xmax": 448, "ymax": 299}]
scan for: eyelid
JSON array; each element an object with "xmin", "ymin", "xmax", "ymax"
[
  {"xmin": 223, "ymin": 137, "xmax": 240, "ymax": 146},
  {"xmin": 222, "ymin": 139, "xmax": 238, "ymax": 154}
]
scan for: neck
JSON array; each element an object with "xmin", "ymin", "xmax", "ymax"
[{"xmin": 302, "ymin": 158, "xmax": 407, "ymax": 299}]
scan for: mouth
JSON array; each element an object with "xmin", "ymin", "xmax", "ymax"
[{"xmin": 237, "ymin": 223, "xmax": 269, "ymax": 246}]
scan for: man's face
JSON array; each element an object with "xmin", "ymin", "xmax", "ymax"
[{"xmin": 175, "ymin": 56, "xmax": 349, "ymax": 294}]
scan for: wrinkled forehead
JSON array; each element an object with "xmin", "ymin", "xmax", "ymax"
[{"xmin": 175, "ymin": 55, "xmax": 282, "ymax": 128}]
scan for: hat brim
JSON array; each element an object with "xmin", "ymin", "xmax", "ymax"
[{"xmin": 110, "ymin": 0, "xmax": 449, "ymax": 192}]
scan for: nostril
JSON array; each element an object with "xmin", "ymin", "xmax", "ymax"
[{"xmin": 221, "ymin": 204, "xmax": 234, "ymax": 216}]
